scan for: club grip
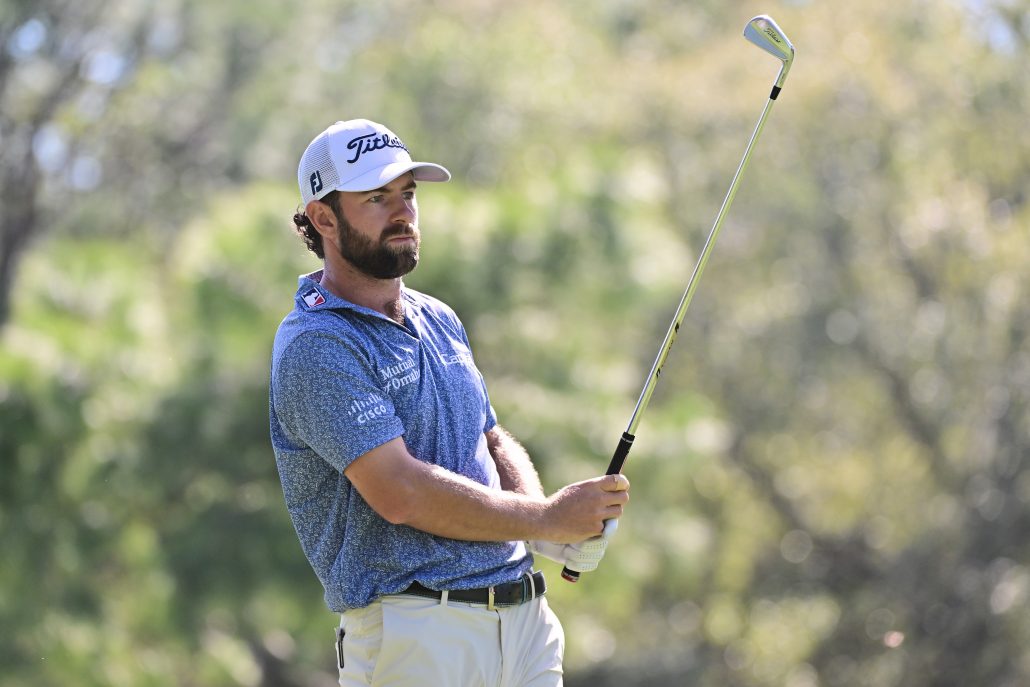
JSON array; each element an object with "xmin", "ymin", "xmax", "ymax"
[
  {"xmin": 561, "ymin": 432, "xmax": 635, "ymax": 583},
  {"xmin": 604, "ymin": 431, "xmax": 636, "ymax": 476}
]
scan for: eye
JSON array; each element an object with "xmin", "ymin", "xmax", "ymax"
[
  {"xmin": 403, "ymin": 191, "xmax": 416, "ymax": 201},
  {"xmin": 367, "ymin": 194, "xmax": 384, "ymax": 204}
]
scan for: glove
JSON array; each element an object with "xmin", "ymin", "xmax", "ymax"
[{"xmin": 529, "ymin": 519, "xmax": 619, "ymax": 573}]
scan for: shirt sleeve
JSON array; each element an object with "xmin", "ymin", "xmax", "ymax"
[{"xmin": 272, "ymin": 329, "xmax": 404, "ymax": 472}]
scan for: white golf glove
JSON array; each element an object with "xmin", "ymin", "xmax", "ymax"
[{"xmin": 529, "ymin": 519, "xmax": 619, "ymax": 573}]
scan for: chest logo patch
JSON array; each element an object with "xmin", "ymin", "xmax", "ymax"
[{"xmin": 302, "ymin": 288, "xmax": 326, "ymax": 308}]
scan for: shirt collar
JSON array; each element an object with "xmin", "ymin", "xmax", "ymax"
[{"xmin": 295, "ymin": 270, "xmax": 422, "ymax": 321}]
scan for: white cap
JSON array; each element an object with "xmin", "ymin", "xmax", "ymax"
[{"xmin": 297, "ymin": 119, "xmax": 451, "ymax": 204}]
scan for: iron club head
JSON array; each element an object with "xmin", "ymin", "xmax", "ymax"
[{"xmin": 743, "ymin": 14, "xmax": 795, "ymax": 93}]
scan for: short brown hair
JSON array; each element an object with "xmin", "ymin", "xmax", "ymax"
[{"xmin": 291, "ymin": 191, "xmax": 342, "ymax": 259}]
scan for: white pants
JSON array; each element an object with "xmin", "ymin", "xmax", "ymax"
[{"xmin": 336, "ymin": 593, "xmax": 564, "ymax": 686}]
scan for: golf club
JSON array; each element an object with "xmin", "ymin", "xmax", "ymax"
[{"xmin": 562, "ymin": 14, "xmax": 795, "ymax": 583}]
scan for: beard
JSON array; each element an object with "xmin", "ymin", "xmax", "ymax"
[{"xmin": 334, "ymin": 212, "xmax": 420, "ymax": 280}]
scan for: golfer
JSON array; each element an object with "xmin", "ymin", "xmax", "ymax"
[{"xmin": 269, "ymin": 118, "xmax": 630, "ymax": 686}]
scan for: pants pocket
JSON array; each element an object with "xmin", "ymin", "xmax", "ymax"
[
  {"xmin": 371, "ymin": 596, "xmax": 500, "ymax": 686},
  {"xmin": 337, "ymin": 603, "xmax": 383, "ymax": 686},
  {"xmin": 369, "ymin": 597, "xmax": 439, "ymax": 684}
]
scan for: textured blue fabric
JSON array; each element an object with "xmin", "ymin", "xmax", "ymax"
[{"xmin": 270, "ymin": 271, "xmax": 531, "ymax": 611}]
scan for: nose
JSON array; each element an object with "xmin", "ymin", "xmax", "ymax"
[{"xmin": 391, "ymin": 196, "xmax": 417, "ymax": 225}]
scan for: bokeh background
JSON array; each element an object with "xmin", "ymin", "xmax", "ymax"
[{"xmin": 2, "ymin": 0, "xmax": 1029, "ymax": 685}]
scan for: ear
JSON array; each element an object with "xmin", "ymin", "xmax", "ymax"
[{"xmin": 305, "ymin": 199, "xmax": 339, "ymax": 239}]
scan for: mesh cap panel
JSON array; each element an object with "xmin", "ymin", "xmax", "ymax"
[{"xmin": 298, "ymin": 135, "xmax": 340, "ymax": 205}]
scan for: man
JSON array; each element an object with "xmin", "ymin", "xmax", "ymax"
[{"xmin": 270, "ymin": 118, "xmax": 630, "ymax": 686}]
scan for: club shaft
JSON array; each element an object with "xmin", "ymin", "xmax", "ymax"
[
  {"xmin": 562, "ymin": 84, "xmax": 781, "ymax": 585},
  {"xmin": 621, "ymin": 93, "xmax": 778, "ymax": 445}
]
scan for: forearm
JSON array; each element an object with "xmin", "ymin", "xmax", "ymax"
[
  {"xmin": 345, "ymin": 436, "xmax": 627, "ymax": 544},
  {"xmin": 392, "ymin": 457, "xmax": 551, "ymax": 541},
  {"xmin": 487, "ymin": 425, "xmax": 545, "ymax": 498}
]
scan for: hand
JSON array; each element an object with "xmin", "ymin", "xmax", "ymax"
[
  {"xmin": 542, "ymin": 473, "xmax": 630, "ymax": 543},
  {"xmin": 530, "ymin": 519, "xmax": 620, "ymax": 573}
]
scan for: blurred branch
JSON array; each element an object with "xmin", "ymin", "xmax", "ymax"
[
  {"xmin": 0, "ymin": 160, "xmax": 39, "ymax": 327},
  {"xmin": 248, "ymin": 638, "xmax": 306, "ymax": 687},
  {"xmin": 850, "ymin": 334, "xmax": 951, "ymax": 478},
  {"xmin": 722, "ymin": 398, "xmax": 888, "ymax": 596},
  {"xmin": 997, "ymin": 5, "xmax": 1029, "ymax": 47},
  {"xmin": 0, "ymin": 24, "xmax": 15, "ymax": 101},
  {"xmin": 0, "ymin": 1, "xmax": 137, "ymax": 326},
  {"xmin": 827, "ymin": 211, "xmax": 956, "ymax": 487},
  {"xmin": 888, "ymin": 223, "xmax": 938, "ymax": 302}
]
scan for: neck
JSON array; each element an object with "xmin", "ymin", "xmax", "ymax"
[{"xmin": 319, "ymin": 263, "xmax": 406, "ymax": 325}]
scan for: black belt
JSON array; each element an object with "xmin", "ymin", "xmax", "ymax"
[{"xmin": 399, "ymin": 571, "xmax": 546, "ymax": 610}]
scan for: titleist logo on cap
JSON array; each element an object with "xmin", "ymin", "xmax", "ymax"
[
  {"xmin": 346, "ymin": 133, "xmax": 409, "ymax": 165},
  {"xmin": 297, "ymin": 119, "xmax": 450, "ymax": 201}
]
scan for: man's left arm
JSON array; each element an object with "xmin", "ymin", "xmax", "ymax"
[
  {"xmin": 487, "ymin": 424, "xmax": 621, "ymax": 574},
  {"xmin": 486, "ymin": 425, "xmax": 545, "ymax": 498}
]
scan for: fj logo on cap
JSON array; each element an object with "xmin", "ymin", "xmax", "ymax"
[
  {"xmin": 346, "ymin": 133, "xmax": 409, "ymax": 165},
  {"xmin": 310, "ymin": 171, "xmax": 323, "ymax": 196}
]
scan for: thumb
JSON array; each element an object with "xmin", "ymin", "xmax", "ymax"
[
  {"xmin": 602, "ymin": 518, "xmax": 619, "ymax": 540},
  {"xmin": 599, "ymin": 473, "xmax": 630, "ymax": 492}
]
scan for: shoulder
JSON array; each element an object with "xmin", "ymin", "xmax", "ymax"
[
  {"xmin": 404, "ymin": 288, "xmax": 465, "ymax": 329},
  {"xmin": 272, "ymin": 310, "xmax": 371, "ymax": 379},
  {"xmin": 403, "ymin": 287, "xmax": 453, "ymax": 315}
]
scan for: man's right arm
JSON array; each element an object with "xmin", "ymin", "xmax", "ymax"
[{"xmin": 344, "ymin": 436, "xmax": 629, "ymax": 544}]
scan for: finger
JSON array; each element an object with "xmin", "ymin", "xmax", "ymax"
[
  {"xmin": 603, "ymin": 504, "xmax": 624, "ymax": 520},
  {"xmin": 600, "ymin": 473, "xmax": 630, "ymax": 492},
  {"xmin": 605, "ymin": 490, "xmax": 630, "ymax": 506}
]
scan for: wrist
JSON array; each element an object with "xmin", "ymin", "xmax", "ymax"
[{"xmin": 526, "ymin": 495, "xmax": 559, "ymax": 542}]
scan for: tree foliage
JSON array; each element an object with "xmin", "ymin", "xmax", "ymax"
[{"xmin": 2, "ymin": 1, "xmax": 1029, "ymax": 685}]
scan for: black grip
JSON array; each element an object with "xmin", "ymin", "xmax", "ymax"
[
  {"xmin": 562, "ymin": 432, "xmax": 636, "ymax": 583},
  {"xmin": 605, "ymin": 431, "xmax": 635, "ymax": 475}
]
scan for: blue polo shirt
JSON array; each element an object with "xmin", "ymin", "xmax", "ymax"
[{"xmin": 269, "ymin": 271, "xmax": 531, "ymax": 611}]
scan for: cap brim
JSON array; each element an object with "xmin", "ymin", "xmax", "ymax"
[{"xmin": 336, "ymin": 161, "xmax": 451, "ymax": 192}]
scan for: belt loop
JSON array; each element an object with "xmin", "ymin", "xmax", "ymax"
[
  {"xmin": 439, "ymin": 590, "xmax": 449, "ymax": 607},
  {"xmin": 487, "ymin": 586, "xmax": 496, "ymax": 611},
  {"xmin": 527, "ymin": 571, "xmax": 536, "ymax": 600}
]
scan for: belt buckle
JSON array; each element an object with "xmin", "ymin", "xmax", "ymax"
[{"xmin": 487, "ymin": 585, "xmax": 496, "ymax": 611}]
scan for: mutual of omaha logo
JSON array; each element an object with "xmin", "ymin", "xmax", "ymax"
[
  {"xmin": 380, "ymin": 357, "xmax": 419, "ymax": 391},
  {"xmin": 302, "ymin": 287, "xmax": 326, "ymax": 308}
]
